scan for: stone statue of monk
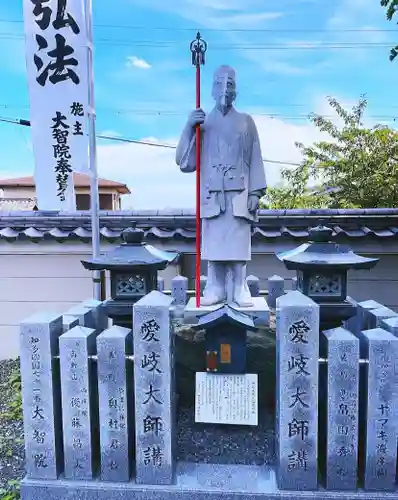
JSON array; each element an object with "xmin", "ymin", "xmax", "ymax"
[{"xmin": 176, "ymin": 65, "xmax": 267, "ymax": 307}]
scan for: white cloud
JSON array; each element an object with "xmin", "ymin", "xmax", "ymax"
[
  {"xmin": 97, "ymin": 92, "xmax": 387, "ymax": 210},
  {"xmin": 126, "ymin": 56, "xmax": 152, "ymax": 70},
  {"xmin": 96, "ymin": 113, "xmax": 327, "ymax": 209},
  {"xmin": 131, "ymin": 0, "xmax": 302, "ymax": 76},
  {"xmin": 211, "ymin": 11, "xmax": 283, "ymax": 26}
]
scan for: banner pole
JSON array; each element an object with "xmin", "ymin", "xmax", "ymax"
[{"xmin": 85, "ymin": 0, "xmax": 101, "ymax": 300}]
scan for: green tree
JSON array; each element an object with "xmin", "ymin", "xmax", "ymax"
[
  {"xmin": 260, "ymin": 186, "xmax": 331, "ymax": 209},
  {"xmin": 380, "ymin": 0, "xmax": 398, "ymax": 60},
  {"xmin": 263, "ymin": 96, "xmax": 398, "ymax": 209}
]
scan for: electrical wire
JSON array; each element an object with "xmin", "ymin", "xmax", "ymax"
[
  {"xmin": 0, "ymin": 18, "xmax": 397, "ymax": 33},
  {"xmin": 0, "ymin": 33, "xmax": 396, "ymax": 50},
  {"xmin": 0, "ymin": 103, "xmax": 397, "ymax": 122},
  {"xmin": 0, "ymin": 115, "xmax": 302, "ymax": 167}
]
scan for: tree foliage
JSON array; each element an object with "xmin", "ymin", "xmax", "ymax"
[
  {"xmin": 262, "ymin": 96, "xmax": 398, "ymax": 209},
  {"xmin": 260, "ymin": 187, "xmax": 331, "ymax": 209},
  {"xmin": 380, "ymin": 0, "xmax": 398, "ymax": 60}
]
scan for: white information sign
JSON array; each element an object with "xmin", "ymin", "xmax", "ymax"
[
  {"xmin": 195, "ymin": 372, "xmax": 258, "ymax": 426},
  {"xmin": 23, "ymin": 0, "xmax": 91, "ymax": 210}
]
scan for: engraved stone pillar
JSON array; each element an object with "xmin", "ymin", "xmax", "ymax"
[
  {"xmin": 171, "ymin": 275, "xmax": 188, "ymax": 306},
  {"xmin": 157, "ymin": 276, "xmax": 165, "ymax": 292},
  {"xmin": 267, "ymin": 275, "xmax": 285, "ymax": 309},
  {"xmin": 362, "ymin": 328, "xmax": 398, "ymax": 491},
  {"xmin": 246, "ymin": 275, "xmax": 260, "ymax": 297},
  {"xmin": 83, "ymin": 299, "xmax": 109, "ymax": 331},
  {"xmin": 64, "ymin": 304, "xmax": 95, "ymax": 330},
  {"xmin": 133, "ymin": 290, "xmax": 175, "ymax": 485},
  {"xmin": 356, "ymin": 300, "xmax": 382, "ymax": 335},
  {"xmin": 62, "ymin": 316, "xmax": 79, "ymax": 333},
  {"xmin": 97, "ymin": 325, "xmax": 133, "ymax": 482},
  {"xmin": 59, "ymin": 325, "xmax": 97, "ymax": 480},
  {"xmin": 20, "ymin": 313, "xmax": 64, "ymax": 479},
  {"xmin": 368, "ymin": 307, "xmax": 397, "ymax": 329},
  {"xmin": 381, "ymin": 317, "xmax": 398, "ymax": 337},
  {"xmin": 342, "ymin": 297, "xmax": 358, "ymax": 333},
  {"xmin": 276, "ymin": 291, "xmax": 320, "ymax": 490},
  {"xmin": 323, "ymin": 327, "xmax": 359, "ymax": 490}
]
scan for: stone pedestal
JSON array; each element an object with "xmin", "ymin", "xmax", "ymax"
[{"xmin": 184, "ymin": 297, "xmax": 270, "ymax": 327}]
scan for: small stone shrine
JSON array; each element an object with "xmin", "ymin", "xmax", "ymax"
[{"xmin": 193, "ymin": 304, "xmax": 256, "ymax": 374}]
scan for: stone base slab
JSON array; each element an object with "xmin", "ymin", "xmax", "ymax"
[
  {"xmin": 184, "ymin": 297, "xmax": 270, "ymax": 327},
  {"xmin": 21, "ymin": 462, "xmax": 398, "ymax": 500}
]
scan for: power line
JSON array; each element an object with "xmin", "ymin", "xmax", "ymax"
[
  {"xmin": 0, "ymin": 115, "xmax": 302, "ymax": 167},
  {"xmin": 3, "ymin": 100, "xmax": 398, "ymax": 111},
  {"xmin": 0, "ymin": 33, "xmax": 396, "ymax": 50},
  {"xmin": 0, "ymin": 18, "xmax": 397, "ymax": 33},
  {"xmin": 1, "ymin": 103, "xmax": 398, "ymax": 122}
]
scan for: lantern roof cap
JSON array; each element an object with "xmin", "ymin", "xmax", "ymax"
[
  {"xmin": 277, "ymin": 224, "xmax": 379, "ymax": 271},
  {"xmin": 81, "ymin": 223, "xmax": 180, "ymax": 271}
]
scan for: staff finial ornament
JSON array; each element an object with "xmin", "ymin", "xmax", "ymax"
[{"xmin": 190, "ymin": 31, "xmax": 207, "ymax": 67}]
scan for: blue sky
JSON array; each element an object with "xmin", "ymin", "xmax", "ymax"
[{"xmin": 0, "ymin": 0, "xmax": 397, "ymax": 208}]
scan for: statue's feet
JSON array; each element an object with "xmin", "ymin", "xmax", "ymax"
[
  {"xmin": 233, "ymin": 289, "xmax": 254, "ymax": 308},
  {"xmin": 234, "ymin": 297, "xmax": 254, "ymax": 307},
  {"xmin": 201, "ymin": 293, "xmax": 226, "ymax": 307}
]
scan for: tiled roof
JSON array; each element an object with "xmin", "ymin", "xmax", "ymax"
[
  {"xmin": 0, "ymin": 173, "xmax": 130, "ymax": 194},
  {"xmin": 0, "ymin": 208, "xmax": 397, "ymax": 242}
]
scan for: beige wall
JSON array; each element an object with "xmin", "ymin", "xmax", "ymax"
[
  {"xmin": 2, "ymin": 187, "xmax": 34, "ymax": 198},
  {"xmin": 1, "ymin": 187, "xmax": 122, "ymax": 210},
  {"xmin": 0, "ymin": 242, "xmax": 178, "ymax": 361}
]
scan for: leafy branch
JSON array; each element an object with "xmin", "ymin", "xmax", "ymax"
[{"xmin": 381, "ymin": 0, "xmax": 398, "ymax": 60}]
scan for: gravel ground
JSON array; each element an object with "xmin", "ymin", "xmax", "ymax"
[
  {"xmin": 0, "ymin": 359, "xmax": 25, "ymax": 492},
  {"xmin": 177, "ymin": 408, "xmax": 276, "ymax": 466}
]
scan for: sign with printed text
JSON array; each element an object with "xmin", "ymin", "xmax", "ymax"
[
  {"xmin": 195, "ymin": 372, "xmax": 258, "ymax": 426},
  {"xmin": 23, "ymin": 0, "xmax": 91, "ymax": 210}
]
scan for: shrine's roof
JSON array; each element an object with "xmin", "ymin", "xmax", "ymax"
[{"xmin": 0, "ymin": 208, "xmax": 397, "ymax": 242}]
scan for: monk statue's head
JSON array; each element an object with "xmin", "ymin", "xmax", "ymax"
[{"xmin": 211, "ymin": 65, "xmax": 236, "ymax": 114}]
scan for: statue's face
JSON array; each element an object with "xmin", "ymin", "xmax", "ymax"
[{"xmin": 212, "ymin": 74, "xmax": 236, "ymax": 109}]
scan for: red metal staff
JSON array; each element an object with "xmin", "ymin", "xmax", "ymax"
[{"xmin": 190, "ymin": 32, "xmax": 207, "ymax": 307}]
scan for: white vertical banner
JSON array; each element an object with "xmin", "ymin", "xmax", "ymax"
[{"xmin": 23, "ymin": 0, "xmax": 90, "ymax": 211}]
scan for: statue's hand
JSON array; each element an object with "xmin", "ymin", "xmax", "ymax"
[
  {"xmin": 188, "ymin": 108, "xmax": 206, "ymax": 128},
  {"xmin": 247, "ymin": 194, "xmax": 260, "ymax": 213}
]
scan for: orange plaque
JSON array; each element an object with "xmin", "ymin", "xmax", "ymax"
[{"xmin": 220, "ymin": 343, "xmax": 231, "ymax": 364}]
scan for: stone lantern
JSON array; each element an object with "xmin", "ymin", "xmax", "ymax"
[
  {"xmin": 81, "ymin": 224, "xmax": 179, "ymax": 328},
  {"xmin": 277, "ymin": 225, "xmax": 379, "ymax": 332}
]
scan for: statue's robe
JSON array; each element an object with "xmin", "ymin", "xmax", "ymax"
[{"xmin": 176, "ymin": 107, "xmax": 267, "ymax": 262}]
